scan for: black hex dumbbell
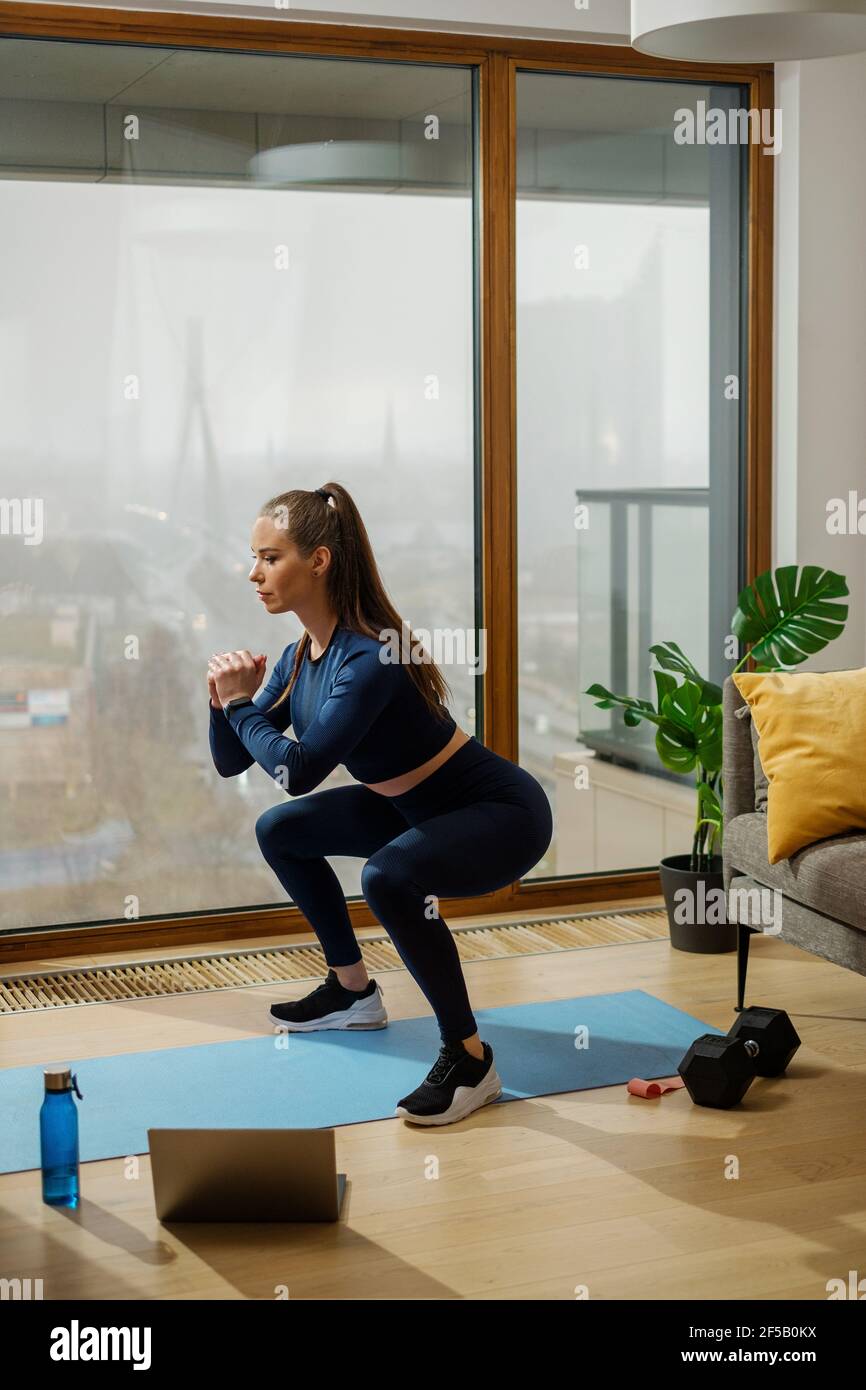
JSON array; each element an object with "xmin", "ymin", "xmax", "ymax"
[{"xmin": 678, "ymin": 1006, "xmax": 801, "ymax": 1110}]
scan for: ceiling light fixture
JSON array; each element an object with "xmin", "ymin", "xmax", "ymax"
[{"xmin": 631, "ymin": 0, "xmax": 866, "ymax": 62}]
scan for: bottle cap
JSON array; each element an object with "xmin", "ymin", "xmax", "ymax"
[{"xmin": 44, "ymin": 1065, "xmax": 72, "ymax": 1092}]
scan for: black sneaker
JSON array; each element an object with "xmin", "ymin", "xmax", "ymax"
[
  {"xmin": 395, "ymin": 1040, "xmax": 502, "ymax": 1126},
  {"xmin": 269, "ymin": 968, "xmax": 387, "ymax": 1032}
]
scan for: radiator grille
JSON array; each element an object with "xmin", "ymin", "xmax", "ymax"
[{"xmin": 0, "ymin": 907, "xmax": 668, "ymax": 1013}]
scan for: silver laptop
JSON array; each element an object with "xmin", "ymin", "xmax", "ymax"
[{"xmin": 148, "ymin": 1127, "xmax": 347, "ymax": 1222}]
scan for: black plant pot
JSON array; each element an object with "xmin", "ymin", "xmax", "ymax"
[{"xmin": 659, "ymin": 853, "xmax": 737, "ymax": 953}]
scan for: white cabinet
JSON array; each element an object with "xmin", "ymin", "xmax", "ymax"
[{"xmin": 553, "ymin": 747, "xmax": 695, "ymax": 874}]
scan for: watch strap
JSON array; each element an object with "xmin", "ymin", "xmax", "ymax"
[{"xmin": 223, "ymin": 696, "xmax": 256, "ymax": 714}]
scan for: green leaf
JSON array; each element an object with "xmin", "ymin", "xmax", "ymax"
[
  {"xmin": 660, "ymin": 680, "xmax": 703, "ymax": 733},
  {"xmin": 652, "ymin": 681, "xmax": 723, "ymax": 775},
  {"xmin": 653, "ymin": 669, "xmax": 678, "ymax": 709},
  {"xmin": 650, "ymin": 642, "xmax": 722, "ymax": 706},
  {"xmin": 583, "ymin": 684, "xmax": 660, "ymax": 728},
  {"xmin": 695, "ymin": 715, "xmax": 723, "ymax": 772},
  {"xmin": 732, "ymin": 566, "xmax": 848, "ymax": 667},
  {"xmin": 697, "ymin": 781, "xmax": 724, "ymax": 849},
  {"xmin": 697, "ymin": 781, "xmax": 723, "ymax": 823},
  {"xmin": 655, "ymin": 723, "xmax": 697, "ymax": 773}
]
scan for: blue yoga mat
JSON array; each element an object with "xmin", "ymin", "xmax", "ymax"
[{"xmin": 1, "ymin": 990, "xmax": 724, "ymax": 1173}]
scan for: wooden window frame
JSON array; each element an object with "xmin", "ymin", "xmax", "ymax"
[{"xmin": 0, "ymin": 3, "xmax": 773, "ymax": 963}]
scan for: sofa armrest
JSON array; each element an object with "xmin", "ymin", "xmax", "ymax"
[{"xmin": 722, "ymin": 675, "xmax": 755, "ymax": 891}]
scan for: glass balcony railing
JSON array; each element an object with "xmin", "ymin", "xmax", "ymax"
[{"xmin": 576, "ymin": 485, "xmax": 710, "ymax": 785}]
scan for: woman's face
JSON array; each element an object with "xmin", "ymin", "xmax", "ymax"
[{"xmin": 248, "ymin": 514, "xmax": 329, "ymax": 614}]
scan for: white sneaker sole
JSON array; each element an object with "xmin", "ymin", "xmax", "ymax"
[
  {"xmin": 395, "ymin": 1063, "xmax": 503, "ymax": 1126},
  {"xmin": 269, "ymin": 987, "xmax": 388, "ymax": 1032}
]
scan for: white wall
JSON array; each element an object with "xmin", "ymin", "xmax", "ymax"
[
  {"xmin": 40, "ymin": 0, "xmax": 630, "ymax": 41},
  {"xmin": 775, "ymin": 52, "xmax": 866, "ymax": 667}
]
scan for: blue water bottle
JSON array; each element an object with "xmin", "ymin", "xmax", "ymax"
[{"xmin": 40, "ymin": 1065, "xmax": 83, "ymax": 1208}]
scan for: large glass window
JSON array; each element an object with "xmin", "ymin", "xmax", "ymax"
[
  {"xmin": 0, "ymin": 40, "xmax": 477, "ymax": 932},
  {"xmin": 516, "ymin": 72, "xmax": 746, "ymax": 879}
]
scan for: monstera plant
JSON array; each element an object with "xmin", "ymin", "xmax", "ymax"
[{"xmin": 585, "ymin": 566, "xmax": 849, "ymax": 880}]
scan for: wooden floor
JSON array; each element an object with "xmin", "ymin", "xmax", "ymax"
[{"xmin": 2, "ymin": 894, "xmax": 865, "ymax": 1301}]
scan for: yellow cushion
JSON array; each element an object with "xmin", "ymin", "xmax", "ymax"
[{"xmin": 732, "ymin": 668, "xmax": 866, "ymax": 864}]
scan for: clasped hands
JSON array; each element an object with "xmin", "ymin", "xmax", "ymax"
[{"xmin": 208, "ymin": 650, "xmax": 266, "ymax": 710}]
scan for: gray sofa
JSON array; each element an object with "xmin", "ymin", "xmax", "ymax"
[{"xmin": 722, "ymin": 675, "xmax": 866, "ymax": 1009}]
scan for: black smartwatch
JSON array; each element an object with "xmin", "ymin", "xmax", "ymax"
[{"xmin": 222, "ymin": 696, "xmax": 256, "ymax": 714}]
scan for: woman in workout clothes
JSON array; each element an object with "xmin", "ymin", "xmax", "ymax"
[{"xmin": 208, "ymin": 482, "xmax": 552, "ymax": 1127}]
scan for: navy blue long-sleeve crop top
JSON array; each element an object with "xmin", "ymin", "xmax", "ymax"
[{"xmin": 208, "ymin": 625, "xmax": 457, "ymax": 796}]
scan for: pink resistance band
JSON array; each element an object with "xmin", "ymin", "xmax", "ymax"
[{"xmin": 627, "ymin": 1075, "xmax": 686, "ymax": 1098}]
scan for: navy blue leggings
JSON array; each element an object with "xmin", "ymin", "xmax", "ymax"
[{"xmin": 254, "ymin": 736, "xmax": 553, "ymax": 1046}]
